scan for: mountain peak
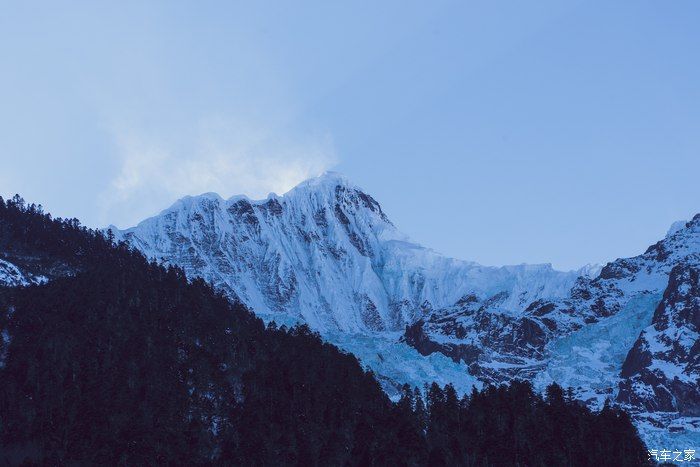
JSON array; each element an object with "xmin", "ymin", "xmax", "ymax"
[
  {"xmin": 168, "ymin": 173, "xmax": 357, "ymax": 208},
  {"xmin": 287, "ymin": 171, "xmax": 356, "ymax": 194},
  {"xmin": 666, "ymin": 219, "xmax": 688, "ymax": 238}
]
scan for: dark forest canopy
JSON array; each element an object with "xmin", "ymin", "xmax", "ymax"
[{"xmin": 0, "ymin": 195, "xmax": 648, "ymax": 466}]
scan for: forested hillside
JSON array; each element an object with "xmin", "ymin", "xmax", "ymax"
[{"xmin": 0, "ymin": 196, "xmax": 648, "ymax": 465}]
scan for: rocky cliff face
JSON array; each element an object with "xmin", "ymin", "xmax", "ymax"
[
  {"xmin": 110, "ymin": 172, "xmax": 585, "ymax": 334},
  {"xmin": 618, "ymin": 261, "xmax": 700, "ymax": 416},
  {"xmin": 403, "ymin": 213, "xmax": 700, "ymax": 440}
]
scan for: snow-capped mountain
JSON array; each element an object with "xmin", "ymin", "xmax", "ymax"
[
  {"xmin": 409, "ymin": 215, "xmax": 700, "ymax": 398},
  {"xmin": 109, "ymin": 172, "xmax": 699, "ymax": 447},
  {"xmin": 109, "ymin": 172, "xmax": 588, "ymax": 334},
  {"xmin": 404, "ymin": 211, "xmax": 700, "ymax": 447}
]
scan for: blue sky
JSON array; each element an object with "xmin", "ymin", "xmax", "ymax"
[{"xmin": 1, "ymin": 1, "xmax": 698, "ymax": 270}]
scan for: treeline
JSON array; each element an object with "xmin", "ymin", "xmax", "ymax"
[
  {"xmin": 392, "ymin": 381, "xmax": 648, "ymax": 466},
  {"xmin": 0, "ymin": 195, "xmax": 115, "ymax": 268},
  {"xmin": 0, "ymin": 196, "xmax": 648, "ymax": 465}
]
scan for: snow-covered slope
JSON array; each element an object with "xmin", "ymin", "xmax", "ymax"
[
  {"xmin": 407, "ymin": 214, "xmax": 700, "ymax": 448},
  {"xmin": 110, "ymin": 172, "xmax": 586, "ymax": 334},
  {"xmin": 0, "ymin": 259, "xmax": 31, "ymax": 287},
  {"xmin": 0, "ymin": 258, "xmax": 48, "ymax": 287},
  {"xmin": 536, "ymin": 217, "xmax": 700, "ymax": 416},
  {"xmin": 618, "ymin": 261, "xmax": 699, "ymax": 416}
]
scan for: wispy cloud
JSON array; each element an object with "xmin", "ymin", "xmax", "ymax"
[{"xmin": 99, "ymin": 117, "xmax": 337, "ymax": 228}]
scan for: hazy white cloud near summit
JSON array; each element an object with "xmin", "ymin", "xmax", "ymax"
[
  {"xmin": 2, "ymin": 1, "xmax": 699, "ymax": 269},
  {"xmin": 100, "ymin": 118, "xmax": 337, "ymax": 228}
]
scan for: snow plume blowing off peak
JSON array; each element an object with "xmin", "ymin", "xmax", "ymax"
[{"xmin": 110, "ymin": 171, "xmax": 585, "ymax": 334}]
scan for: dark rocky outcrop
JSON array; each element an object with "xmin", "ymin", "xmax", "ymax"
[
  {"xmin": 617, "ymin": 263, "xmax": 700, "ymax": 416},
  {"xmin": 402, "ymin": 320, "xmax": 481, "ymax": 365}
]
